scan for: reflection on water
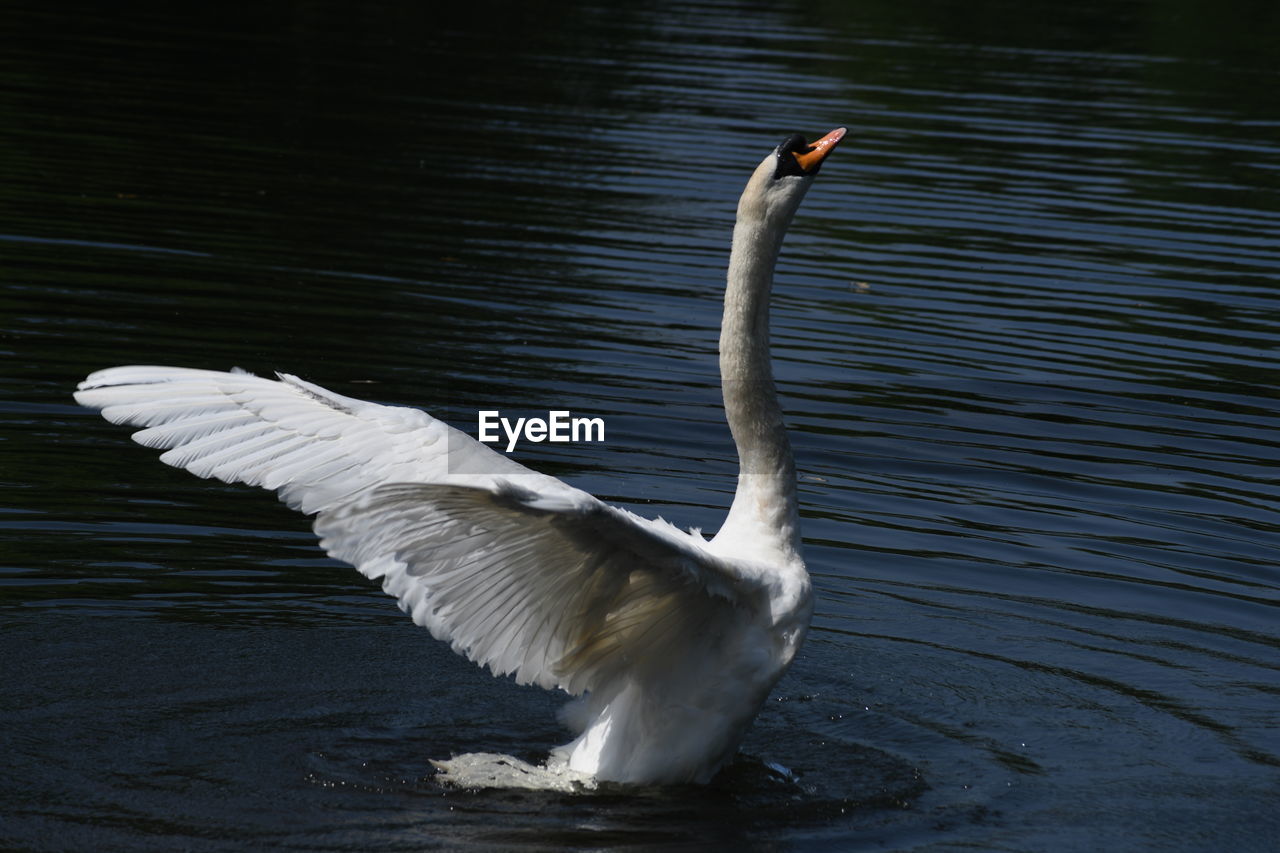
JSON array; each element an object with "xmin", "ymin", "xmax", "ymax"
[{"xmin": 3, "ymin": 0, "xmax": 1278, "ymax": 849}]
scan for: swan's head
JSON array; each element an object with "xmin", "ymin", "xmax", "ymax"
[{"xmin": 738, "ymin": 127, "xmax": 847, "ymax": 227}]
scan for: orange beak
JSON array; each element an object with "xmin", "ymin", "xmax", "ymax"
[{"xmin": 793, "ymin": 127, "xmax": 847, "ymax": 174}]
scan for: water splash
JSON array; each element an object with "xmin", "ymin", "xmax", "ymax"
[{"xmin": 431, "ymin": 752, "xmax": 597, "ymax": 793}]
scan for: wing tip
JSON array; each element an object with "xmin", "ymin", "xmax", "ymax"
[{"xmin": 75, "ymin": 365, "xmax": 260, "ymax": 398}]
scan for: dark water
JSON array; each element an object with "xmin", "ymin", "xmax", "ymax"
[{"xmin": 4, "ymin": 0, "xmax": 1279, "ymax": 849}]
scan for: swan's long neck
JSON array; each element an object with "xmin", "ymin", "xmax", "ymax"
[{"xmin": 715, "ymin": 202, "xmax": 803, "ymax": 566}]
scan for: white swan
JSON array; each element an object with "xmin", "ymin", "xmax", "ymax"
[{"xmin": 74, "ymin": 127, "xmax": 847, "ymax": 786}]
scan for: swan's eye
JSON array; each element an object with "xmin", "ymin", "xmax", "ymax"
[{"xmin": 773, "ymin": 134, "xmax": 815, "ymax": 180}]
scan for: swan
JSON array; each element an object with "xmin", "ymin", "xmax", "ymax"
[{"xmin": 73, "ymin": 127, "xmax": 847, "ymax": 787}]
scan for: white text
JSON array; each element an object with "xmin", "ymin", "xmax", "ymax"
[{"xmin": 477, "ymin": 410, "xmax": 605, "ymax": 453}]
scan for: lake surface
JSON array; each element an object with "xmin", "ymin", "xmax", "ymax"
[{"xmin": 3, "ymin": 0, "xmax": 1278, "ymax": 849}]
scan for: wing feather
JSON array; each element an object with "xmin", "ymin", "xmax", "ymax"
[
  {"xmin": 74, "ymin": 365, "xmax": 545, "ymax": 514},
  {"xmin": 314, "ymin": 482, "xmax": 765, "ymax": 694},
  {"xmin": 77, "ymin": 365, "xmax": 767, "ymax": 697}
]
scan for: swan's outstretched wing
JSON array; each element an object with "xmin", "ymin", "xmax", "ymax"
[
  {"xmin": 75, "ymin": 365, "xmax": 764, "ymax": 694},
  {"xmin": 315, "ymin": 482, "xmax": 763, "ymax": 694},
  {"xmin": 73, "ymin": 365, "xmax": 547, "ymax": 514}
]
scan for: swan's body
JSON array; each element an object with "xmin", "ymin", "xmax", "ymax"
[{"xmin": 74, "ymin": 128, "xmax": 846, "ymax": 786}]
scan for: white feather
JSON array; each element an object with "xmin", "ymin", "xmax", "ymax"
[{"xmin": 73, "ymin": 127, "xmax": 846, "ymax": 785}]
